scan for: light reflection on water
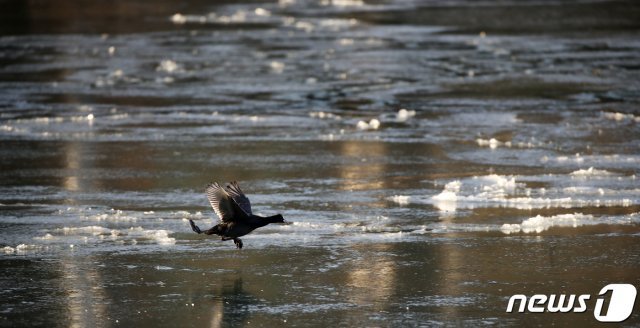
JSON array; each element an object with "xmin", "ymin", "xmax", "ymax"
[{"xmin": 1, "ymin": 0, "xmax": 640, "ymax": 326}]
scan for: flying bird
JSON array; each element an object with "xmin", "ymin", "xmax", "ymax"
[{"xmin": 189, "ymin": 181, "xmax": 285, "ymax": 249}]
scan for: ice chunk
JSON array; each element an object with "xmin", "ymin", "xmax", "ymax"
[
  {"xmin": 59, "ymin": 226, "xmax": 111, "ymax": 235},
  {"xmin": 270, "ymin": 61, "xmax": 285, "ymax": 74},
  {"xmin": 321, "ymin": 0, "xmax": 364, "ymax": 7},
  {"xmin": 396, "ymin": 108, "xmax": 416, "ymax": 122},
  {"xmin": 170, "ymin": 13, "xmax": 187, "ymax": 24},
  {"xmin": 433, "ymin": 190, "xmax": 458, "ymax": 202},
  {"xmin": 432, "ymin": 180, "xmax": 459, "ymax": 201},
  {"xmin": 144, "ymin": 230, "xmax": 176, "ymax": 245},
  {"xmin": 254, "ymin": 8, "xmax": 271, "ymax": 16},
  {"xmin": 309, "ymin": 111, "xmax": 341, "ymax": 120},
  {"xmin": 432, "ymin": 181, "xmax": 461, "ymax": 212},
  {"xmin": 570, "ymin": 167, "xmax": 612, "ymax": 176},
  {"xmin": 14, "ymin": 244, "xmax": 43, "ymax": 254},
  {"xmin": 34, "ymin": 233, "xmax": 56, "ymax": 240},
  {"xmin": 603, "ymin": 112, "xmax": 639, "ymax": 122},
  {"xmin": 157, "ymin": 60, "xmax": 180, "ymax": 73},
  {"xmin": 501, "ymin": 213, "xmax": 594, "ymax": 234},
  {"xmin": 476, "ymin": 138, "xmax": 511, "ymax": 149},
  {"xmin": 356, "ymin": 118, "xmax": 380, "ymax": 130},
  {"xmin": 390, "ymin": 195, "xmax": 411, "ymax": 205}
]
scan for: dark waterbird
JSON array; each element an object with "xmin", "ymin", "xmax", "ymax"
[{"xmin": 189, "ymin": 181, "xmax": 285, "ymax": 249}]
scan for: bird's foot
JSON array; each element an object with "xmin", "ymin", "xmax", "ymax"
[
  {"xmin": 189, "ymin": 220, "xmax": 202, "ymax": 234},
  {"xmin": 233, "ymin": 238, "xmax": 243, "ymax": 249}
]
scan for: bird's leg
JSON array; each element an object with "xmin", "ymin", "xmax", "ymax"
[
  {"xmin": 189, "ymin": 220, "xmax": 202, "ymax": 234},
  {"xmin": 233, "ymin": 238, "xmax": 243, "ymax": 249}
]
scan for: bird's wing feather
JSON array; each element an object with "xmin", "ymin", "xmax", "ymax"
[
  {"xmin": 206, "ymin": 182, "xmax": 248, "ymax": 223},
  {"xmin": 225, "ymin": 181, "xmax": 252, "ymax": 215}
]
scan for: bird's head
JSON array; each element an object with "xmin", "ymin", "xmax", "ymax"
[{"xmin": 273, "ymin": 214, "xmax": 286, "ymax": 223}]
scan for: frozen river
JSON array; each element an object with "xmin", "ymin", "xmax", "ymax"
[{"xmin": 1, "ymin": 0, "xmax": 639, "ymax": 326}]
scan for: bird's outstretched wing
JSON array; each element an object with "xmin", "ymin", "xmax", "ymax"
[
  {"xmin": 225, "ymin": 181, "xmax": 252, "ymax": 215},
  {"xmin": 206, "ymin": 182, "xmax": 248, "ymax": 222}
]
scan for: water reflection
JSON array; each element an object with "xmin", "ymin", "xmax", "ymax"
[
  {"xmin": 432, "ymin": 243, "xmax": 466, "ymax": 321},
  {"xmin": 62, "ymin": 143, "xmax": 83, "ymax": 193},
  {"xmin": 336, "ymin": 141, "xmax": 389, "ymax": 191},
  {"xmin": 58, "ymin": 255, "xmax": 108, "ymax": 327},
  {"xmin": 346, "ymin": 244, "xmax": 396, "ymax": 311},
  {"xmin": 335, "ymin": 139, "xmax": 431, "ymax": 318}
]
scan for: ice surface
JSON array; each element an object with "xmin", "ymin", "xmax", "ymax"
[
  {"xmin": 1, "ymin": 1, "xmax": 640, "ymax": 326},
  {"xmin": 501, "ymin": 212, "xmax": 640, "ymax": 234}
]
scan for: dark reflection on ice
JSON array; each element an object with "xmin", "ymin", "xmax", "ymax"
[
  {"xmin": 1, "ymin": 0, "xmax": 640, "ymax": 326},
  {"xmin": 203, "ymin": 277, "xmax": 254, "ymax": 328}
]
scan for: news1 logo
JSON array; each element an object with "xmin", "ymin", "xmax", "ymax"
[{"xmin": 506, "ymin": 284, "xmax": 637, "ymax": 322}]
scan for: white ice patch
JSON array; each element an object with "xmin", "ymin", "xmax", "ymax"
[
  {"xmin": 390, "ymin": 173, "xmax": 638, "ymax": 211},
  {"xmin": 156, "ymin": 60, "xmax": 181, "ymax": 73},
  {"xmin": 475, "ymin": 175, "xmax": 518, "ymax": 197},
  {"xmin": 418, "ymin": 212, "xmax": 640, "ymax": 235},
  {"xmin": 83, "ymin": 209, "xmax": 138, "ymax": 222},
  {"xmin": 602, "ymin": 111, "xmax": 640, "ymax": 123},
  {"xmin": 501, "ymin": 213, "xmax": 594, "ymax": 234},
  {"xmin": 143, "ymin": 230, "xmax": 176, "ymax": 245},
  {"xmin": 57, "ymin": 226, "xmax": 111, "ymax": 235},
  {"xmin": 34, "ymin": 225, "xmax": 175, "ymax": 246},
  {"xmin": 2, "ymin": 244, "xmax": 48, "ymax": 255},
  {"xmin": 356, "ymin": 118, "xmax": 380, "ymax": 130},
  {"xmin": 570, "ymin": 167, "xmax": 612, "ymax": 176},
  {"xmin": 476, "ymin": 138, "xmax": 511, "ymax": 149},
  {"xmin": 430, "ymin": 175, "xmax": 521, "ymax": 209},
  {"xmin": 309, "ymin": 111, "xmax": 342, "ymax": 120},
  {"xmin": 170, "ymin": 9, "xmax": 280, "ymax": 25},
  {"xmin": 541, "ymin": 154, "xmax": 640, "ymax": 169},
  {"xmin": 432, "ymin": 180, "xmax": 461, "ymax": 212},
  {"xmin": 390, "ymin": 195, "xmax": 411, "ymax": 205},
  {"xmin": 34, "ymin": 233, "xmax": 56, "ymax": 240},
  {"xmin": 321, "ymin": 0, "xmax": 364, "ymax": 7},
  {"xmin": 270, "ymin": 61, "xmax": 285, "ymax": 74},
  {"xmin": 257, "ymin": 214, "xmax": 416, "ymax": 246},
  {"xmin": 396, "ymin": 108, "xmax": 416, "ymax": 122},
  {"xmin": 476, "ymin": 138, "xmax": 541, "ymax": 149},
  {"xmin": 500, "ymin": 212, "xmax": 640, "ymax": 234}
]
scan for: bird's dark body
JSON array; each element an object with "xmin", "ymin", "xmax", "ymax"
[
  {"xmin": 189, "ymin": 181, "xmax": 285, "ymax": 249},
  {"xmin": 195, "ymin": 214, "xmax": 284, "ymax": 238}
]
